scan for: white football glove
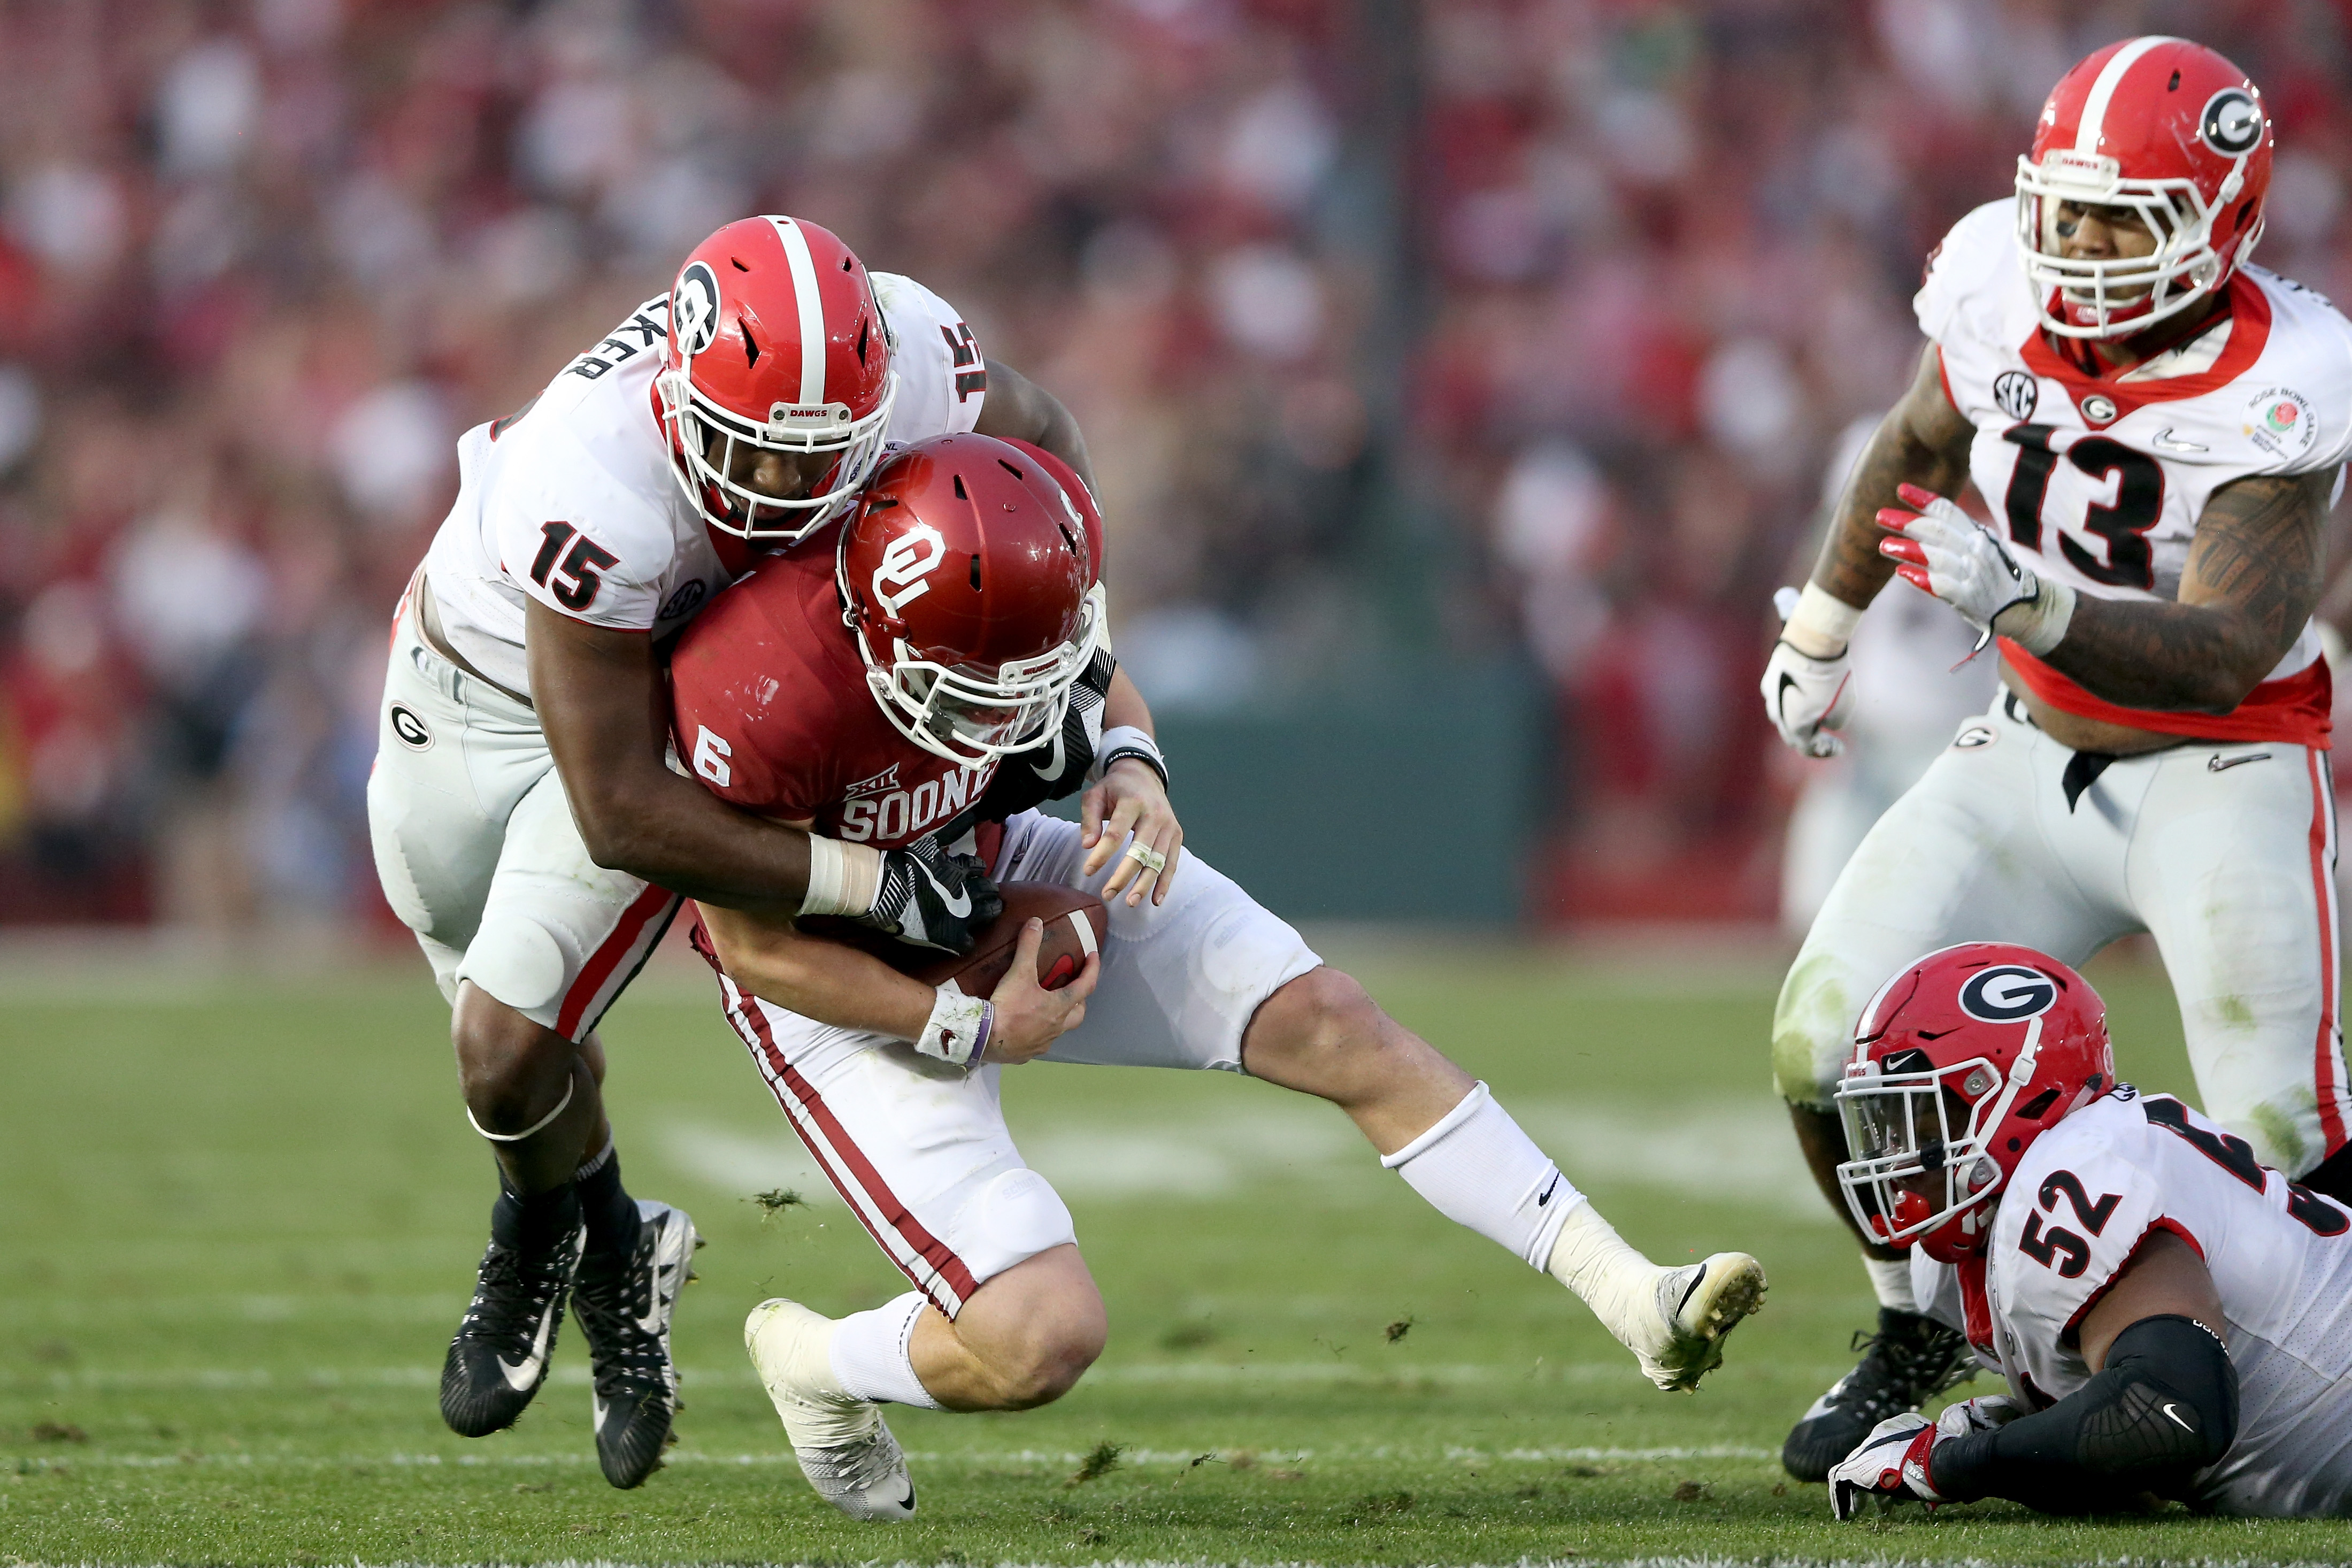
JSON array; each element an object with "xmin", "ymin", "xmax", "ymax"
[
  {"xmin": 1762, "ymin": 635, "xmax": 1855, "ymax": 760},
  {"xmin": 1828, "ymin": 1411, "xmax": 1942, "ymax": 1519},
  {"xmin": 1828, "ymin": 1397, "xmax": 2018, "ymax": 1520},
  {"xmin": 1876, "ymin": 484, "xmax": 2074, "ymax": 656}
]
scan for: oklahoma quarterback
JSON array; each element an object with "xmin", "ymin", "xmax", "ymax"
[
  {"xmin": 1760, "ymin": 37, "xmax": 2352, "ymax": 1481},
  {"xmin": 669, "ymin": 434, "xmax": 1769, "ymax": 1522},
  {"xmin": 367, "ymin": 214, "xmax": 1093, "ymax": 1488}
]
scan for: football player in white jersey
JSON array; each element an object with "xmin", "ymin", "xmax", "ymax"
[
  {"xmin": 1759, "ymin": 37, "xmax": 2352, "ymax": 1481},
  {"xmin": 366, "ymin": 214, "xmax": 1114, "ymax": 1487},
  {"xmin": 1825, "ymin": 943, "xmax": 2352, "ymax": 1519}
]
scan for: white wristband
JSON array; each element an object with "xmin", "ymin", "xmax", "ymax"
[
  {"xmin": 1998, "ymin": 579, "xmax": 2077, "ymax": 657},
  {"xmin": 1093, "ymin": 725, "xmax": 1166, "ymax": 787},
  {"xmin": 1783, "ymin": 582, "xmax": 1865, "ymax": 659},
  {"xmin": 800, "ymin": 835, "xmax": 886, "ymax": 918},
  {"xmin": 916, "ymin": 985, "xmax": 993, "ymax": 1066}
]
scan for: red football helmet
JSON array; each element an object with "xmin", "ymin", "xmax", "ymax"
[
  {"xmin": 837, "ymin": 433, "xmax": 1103, "ymax": 765},
  {"xmin": 1835, "ymin": 943, "xmax": 2116, "ymax": 1262},
  {"xmin": 655, "ymin": 215, "xmax": 896, "ymax": 542},
  {"xmin": 2015, "ymin": 36, "xmax": 2271, "ymax": 340}
]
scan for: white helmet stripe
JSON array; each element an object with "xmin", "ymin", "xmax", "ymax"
[
  {"xmin": 2073, "ymin": 35, "xmax": 2179, "ymax": 155},
  {"xmin": 768, "ymin": 215, "xmax": 828, "ymax": 405}
]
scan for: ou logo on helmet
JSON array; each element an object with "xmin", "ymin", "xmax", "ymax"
[
  {"xmin": 2201, "ymin": 88, "xmax": 2263, "ymax": 158},
  {"xmin": 872, "ymin": 524, "xmax": 946, "ymax": 617},
  {"xmin": 673, "ymin": 262, "xmax": 722, "ymax": 357},
  {"xmin": 1958, "ymin": 965, "xmax": 2058, "ymax": 1023}
]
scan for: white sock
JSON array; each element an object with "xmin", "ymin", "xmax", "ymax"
[
  {"xmin": 1381, "ymin": 1082, "xmax": 1579, "ymax": 1268},
  {"xmin": 825, "ymin": 1292, "xmax": 942, "ymax": 1409},
  {"xmin": 1864, "ymin": 1254, "xmax": 1917, "ymax": 1313},
  {"xmin": 1544, "ymin": 1197, "xmax": 1666, "ymax": 1346}
]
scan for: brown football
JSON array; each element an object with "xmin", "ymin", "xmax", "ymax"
[{"xmin": 802, "ymin": 881, "xmax": 1107, "ymax": 1001}]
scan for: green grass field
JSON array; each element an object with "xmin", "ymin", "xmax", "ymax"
[{"xmin": 5, "ymin": 933, "xmax": 2350, "ymax": 1566}]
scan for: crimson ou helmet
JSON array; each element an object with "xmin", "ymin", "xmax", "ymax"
[
  {"xmin": 837, "ymin": 433, "xmax": 1103, "ymax": 766},
  {"xmin": 655, "ymin": 216, "xmax": 896, "ymax": 543},
  {"xmin": 2015, "ymin": 36, "xmax": 2271, "ymax": 340},
  {"xmin": 1835, "ymin": 943, "xmax": 2116, "ymax": 1262}
]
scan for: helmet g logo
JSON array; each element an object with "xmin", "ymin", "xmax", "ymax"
[
  {"xmin": 673, "ymin": 262, "xmax": 722, "ymax": 357},
  {"xmin": 1958, "ymin": 965, "xmax": 2059, "ymax": 1023},
  {"xmin": 871, "ymin": 524, "xmax": 946, "ymax": 618},
  {"xmin": 2201, "ymin": 88, "xmax": 2262, "ymax": 157}
]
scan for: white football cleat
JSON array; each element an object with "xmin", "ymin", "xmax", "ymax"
[
  {"xmin": 745, "ymin": 1298, "xmax": 917, "ymax": 1521},
  {"xmin": 1630, "ymin": 1251, "xmax": 1769, "ymax": 1393}
]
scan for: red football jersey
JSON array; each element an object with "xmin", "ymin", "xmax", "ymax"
[{"xmin": 667, "ymin": 547, "xmax": 1001, "ymax": 847}]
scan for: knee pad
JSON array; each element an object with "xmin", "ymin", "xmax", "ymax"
[
  {"xmin": 963, "ymin": 1168, "xmax": 1077, "ymax": 1282},
  {"xmin": 1772, "ymin": 953, "xmax": 1859, "ymax": 1107},
  {"xmin": 457, "ymin": 917, "xmax": 568, "ymax": 1018}
]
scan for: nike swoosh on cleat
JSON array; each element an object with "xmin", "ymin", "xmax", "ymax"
[
  {"xmin": 937, "ymin": 884, "xmax": 972, "ymax": 918},
  {"xmin": 1675, "ymin": 1266, "xmax": 1708, "ymax": 1318},
  {"xmin": 2162, "ymin": 1402, "xmax": 2194, "ymax": 1432},
  {"xmin": 594, "ymin": 1395, "xmax": 609, "ymax": 1433},
  {"xmin": 499, "ymin": 1307, "xmax": 556, "ymax": 1392},
  {"xmin": 1776, "ymin": 672, "xmax": 1798, "ymax": 719}
]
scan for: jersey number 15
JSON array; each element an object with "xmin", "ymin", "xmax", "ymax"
[{"xmin": 530, "ymin": 521, "xmax": 619, "ymax": 612}]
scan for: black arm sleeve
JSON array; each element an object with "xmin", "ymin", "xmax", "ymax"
[
  {"xmin": 941, "ymin": 647, "xmax": 1117, "ymax": 839},
  {"xmin": 1930, "ymin": 1315, "xmax": 2238, "ymax": 1512}
]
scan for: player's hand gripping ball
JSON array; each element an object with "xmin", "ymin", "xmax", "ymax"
[{"xmin": 808, "ymin": 881, "xmax": 1107, "ymax": 1000}]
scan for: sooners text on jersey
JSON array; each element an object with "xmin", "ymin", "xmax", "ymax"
[
  {"xmin": 1914, "ymin": 1088, "xmax": 2352, "ymax": 1516},
  {"xmin": 1921, "ymin": 201, "xmax": 2352, "ymax": 745},
  {"xmin": 418, "ymin": 273, "xmax": 986, "ymax": 700},
  {"xmin": 666, "ymin": 548, "xmax": 1001, "ymax": 848}
]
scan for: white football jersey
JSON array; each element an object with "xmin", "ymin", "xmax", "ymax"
[
  {"xmin": 420, "ymin": 271, "xmax": 986, "ymax": 697},
  {"xmin": 1920, "ymin": 201, "xmax": 2352, "ymax": 742},
  {"xmin": 1915, "ymin": 1088, "xmax": 2352, "ymax": 1517}
]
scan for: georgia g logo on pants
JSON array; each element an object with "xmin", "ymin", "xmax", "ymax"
[{"xmin": 1958, "ymin": 965, "xmax": 2059, "ymax": 1023}]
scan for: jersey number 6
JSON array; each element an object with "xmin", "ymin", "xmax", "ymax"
[{"xmin": 531, "ymin": 521, "xmax": 620, "ymax": 612}]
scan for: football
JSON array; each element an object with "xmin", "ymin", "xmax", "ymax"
[{"xmin": 804, "ymin": 880, "xmax": 1106, "ymax": 1000}]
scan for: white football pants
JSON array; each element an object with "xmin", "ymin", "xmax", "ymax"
[
  {"xmin": 705, "ymin": 809, "xmax": 1324, "ymax": 1316},
  {"xmin": 1774, "ymin": 689, "xmax": 2350, "ymax": 1178},
  {"xmin": 367, "ymin": 593, "xmax": 680, "ymax": 1040}
]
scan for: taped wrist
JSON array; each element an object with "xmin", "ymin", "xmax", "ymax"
[
  {"xmin": 1782, "ymin": 582, "xmax": 1864, "ymax": 659},
  {"xmin": 1930, "ymin": 1315, "xmax": 2237, "ymax": 1510},
  {"xmin": 1994, "ymin": 578, "xmax": 2077, "ymax": 656},
  {"xmin": 801, "ymin": 835, "xmax": 885, "ymax": 918},
  {"xmin": 916, "ymin": 985, "xmax": 993, "ymax": 1066}
]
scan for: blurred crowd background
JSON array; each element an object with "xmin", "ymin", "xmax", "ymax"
[{"xmin": 0, "ymin": 0, "xmax": 2342, "ymax": 931}]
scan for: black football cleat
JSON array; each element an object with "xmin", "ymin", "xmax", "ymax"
[
  {"xmin": 573, "ymin": 1199, "xmax": 700, "ymax": 1489},
  {"xmin": 439, "ymin": 1219, "xmax": 586, "ymax": 1438},
  {"xmin": 1782, "ymin": 1306, "xmax": 1976, "ymax": 1482}
]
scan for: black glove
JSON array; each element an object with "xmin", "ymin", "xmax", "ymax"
[
  {"xmin": 944, "ymin": 647, "xmax": 1116, "ymax": 840},
  {"xmin": 863, "ymin": 833, "xmax": 1004, "ymax": 954}
]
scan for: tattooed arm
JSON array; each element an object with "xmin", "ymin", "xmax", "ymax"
[
  {"xmin": 1808, "ymin": 343, "xmax": 1978, "ymax": 609},
  {"xmin": 2039, "ymin": 468, "xmax": 2335, "ymax": 713}
]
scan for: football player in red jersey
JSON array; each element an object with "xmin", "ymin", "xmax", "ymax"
[
  {"xmin": 668, "ymin": 434, "xmax": 1769, "ymax": 1521},
  {"xmin": 1760, "ymin": 39, "xmax": 2352, "ymax": 1481},
  {"xmin": 1824, "ymin": 944, "xmax": 2352, "ymax": 1519},
  {"xmin": 369, "ymin": 214, "xmax": 1094, "ymax": 1486}
]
